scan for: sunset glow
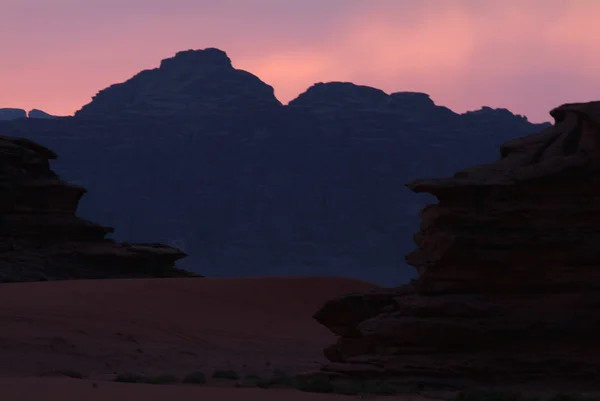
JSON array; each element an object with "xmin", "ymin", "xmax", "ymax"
[{"xmin": 2, "ymin": 0, "xmax": 600, "ymax": 122}]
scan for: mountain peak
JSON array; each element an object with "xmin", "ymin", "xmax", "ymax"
[
  {"xmin": 159, "ymin": 48, "xmax": 233, "ymax": 71},
  {"xmin": 389, "ymin": 92, "xmax": 435, "ymax": 107},
  {"xmin": 288, "ymin": 82, "xmax": 390, "ymax": 111},
  {"xmin": 75, "ymin": 48, "xmax": 281, "ymax": 119}
]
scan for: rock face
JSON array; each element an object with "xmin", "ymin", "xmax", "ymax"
[
  {"xmin": 313, "ymin": 101, "xmax": 600, "ymax": 386},
  {"xmin": 0, "ymin": 136, "xmax": 196, "ymax": 282},
  {"xmin": 75, "ymin": 48, "xmax": 282, "ymax": 119}
]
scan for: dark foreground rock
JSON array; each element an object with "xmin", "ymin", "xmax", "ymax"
[
  {"xmin": 313, "ymin": 101, "xmax": 600, "ymax": 387},
  {"xmin": 0, "ymin": 136, "xmax": 197, "ymax": 282}
]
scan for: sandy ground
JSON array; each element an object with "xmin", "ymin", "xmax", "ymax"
[
  {"xmin": 0, "ymin": 377, "xmax": 437, "ymax": 401},
  {"xmin": 0, "ymin": 275, "xmax": 591, "ymax": 400},
  {"xmin": 0, "ymin": 276, "xmax": 437, "ymax": 400},
  {"xmin": 0, "ymin": 276, "xmax": 378, "ymax": 377}
]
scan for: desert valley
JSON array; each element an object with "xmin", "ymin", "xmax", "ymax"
[{"xmin": 1, "ymin": 48, "xmax": 600, "ymax": 400}]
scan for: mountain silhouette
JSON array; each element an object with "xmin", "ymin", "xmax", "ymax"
[
  {"xmin": 0, "ymin": 48, "xmax": 550, "ymax": 285},
  {"xmin": 0, "ymin": 108, "xmax": 27, "ymax": 120},
  {"xmin": 75, "ymin": 48, "xmax": 282, "ymax": 119},
  {"xmin": 0, "ymin": 108, "xmax": 56, "ymax": 120}
]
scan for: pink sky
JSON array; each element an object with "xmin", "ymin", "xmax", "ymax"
[{"xmin": 1, "ymin": 0, "xmax": 600, "ymax": 122}]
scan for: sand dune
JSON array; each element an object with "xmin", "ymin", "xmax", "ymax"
[{"xmin": 0, "ymin": 276, "xmax": 378, "ymax": 378}]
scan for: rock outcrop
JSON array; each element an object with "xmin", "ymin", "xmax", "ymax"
[
  {"xmin": 0, "ymin": 108, "xmax": 27, "ymax": 120},
  {"xmin": 28, "ymin": 109, "xmax": 56, "ymax": 119},
  {"xmin": 288, "ymin": 82, "xmax": 455, "ymax": 118},
  {"xmin": 313, "ymin": 101, "xmax": 600, "ymax": 387},
  {"xmin": 0, "ymin": 136, "xmax": 196, "ymax": 282},
  {"xmin": 0, "ymin": 108, "xmax": 56, "ymax": 120},
  {"xmin": 75, "ymin": 48, "xmax": 282, "ymax": 119}
]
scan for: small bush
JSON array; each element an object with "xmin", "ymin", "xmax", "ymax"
[
  {"xmin": 54, "ymin": 369, "xmax": 85, "ymax": 379},
  {"xmin": 331, "ymin": 381, "xmax": 363, "ymax": 395},
  {"xmin": 453, "ymin": 389, "xmax": 545, "ymax": 401},
  {"xmin": 269, "ymin": 370, "xmax": 294, "ymax": 388},
  {"xmin": 360, "ymin": 380, "xmax": 401, "ymax": 395},
  {"xmin": 183, "ymin": 371, "xmax": 207, "ymax": 385},
  {"xmin": 241, "ymin": 374, "xmax": 267, "ymax": 387},
  {"xmin": 141, "ymin": 374, "xmax": 178, "ymax": 385},
  {"xmin": 547, "ymin": 394, "xmax": 600, "ymax": 401},
  {"xmin": 115, "ymin": 373, "xmax": 144, "ymax": 383},
  {"xmin": 295, "ymin": 376, "xmax": 335, "ymax": 393},
  {"xmin": 212, "ymin": 369, "xmax": 240, "ymax": 380}
]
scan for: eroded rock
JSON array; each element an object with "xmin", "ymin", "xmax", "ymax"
[
  {"xmin": 0, "ymin": 136, "xmax": 197, "ymax": 281},
  {"xmin": 314, "ymin": 101, "xmax": 600, "ymax": 387}
]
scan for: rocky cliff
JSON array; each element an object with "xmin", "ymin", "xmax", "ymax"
[
  {"xmin": 313, "ymin": 101, "xmax": 600, "ymax": 387},
  {"xmin": 0, "ymin": 136, "xmax": 196, "ymax": 282}
]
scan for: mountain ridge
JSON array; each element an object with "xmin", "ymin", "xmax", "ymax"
[{"xmin": 0, "ymin": 47, "xmax": 551, "ymax": 284}]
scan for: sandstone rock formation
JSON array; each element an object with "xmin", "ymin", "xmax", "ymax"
[
  {"xmin": 74, "ymin": 48, "xmax": 282, "ymax": 119},
  {"xmin": 313, "ymin": 101, "xmax": 600, "ymax": 387},
  {"xmin": 0, "ymin": 135, "xmax": 196, "ymax": 282}
]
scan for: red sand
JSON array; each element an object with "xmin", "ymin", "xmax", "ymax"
[
  {"xmin": 0, "ymin": 377, "xmax": 435, "ymax": 401},
  {"xmin": 0, "ymin": 276, "xmax": 377, "ymax": 378},
  {"xmin": 0, "ymin": 276, "xmax": 439, "ymax": 400}
]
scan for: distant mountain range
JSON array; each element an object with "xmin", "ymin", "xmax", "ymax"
[
  {"xmin": 0, "ymin": 108, "xmax": 56, "ymax": 120},
  {"xmin": 0, "ymin": 48, "xmax": 551, "ymax": 285}
]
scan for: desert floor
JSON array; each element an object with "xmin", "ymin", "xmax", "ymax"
[{"xmin": 0, "ymin": 276, "xmax": 433, "ymax": 400}]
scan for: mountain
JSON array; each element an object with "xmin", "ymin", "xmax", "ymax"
[
  {"xmin": 0, "ymin": 48, "xmax": 551, "ymax": 285},
  {"xmin": 75, "ymin": 48, "xmax": 282, "ymax": 119},
  {"xmin": 28, "ymin": 109, "xmax": 56, "ymax": 119},
  {"xmin": 0, "ymin": 108, "xmax": 26, "ymax": 120},
  {"xmin": 0, "ymin": 108, "xmax": 56, "ymax": 120}
]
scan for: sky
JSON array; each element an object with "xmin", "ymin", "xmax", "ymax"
[{"xmin": 1, "ymin": 0, "xmax": 600, "ymax": 122}]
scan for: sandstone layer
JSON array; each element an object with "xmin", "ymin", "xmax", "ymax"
[
  {"xmin": 0, "ymin": 136, "xmax": 195, "ymax": 281},
  {"xmin": 313, "ymin": 101, "xmax": 600, "ymax": 387}
]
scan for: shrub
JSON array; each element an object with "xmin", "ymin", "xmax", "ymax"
[
  {"xmin": 183, "ymin": 371, "xmax": 207, "ymax": 385},
  {"xmin": 54, "ymin": 369, "xmax": 84, "ymax": 379},
  {"xmin": 141, "ymin": 374, "xmax": 178, "ymax": 385},
  {"xmin": 295, "ymin": 376, "xmax": 335, "ymax": 393},
  {"xmin": 269, "ymin": 370, "xmax": 294, "ymax": 388},
  {"xmin": 212, "ymin": 369, "xmax": 240, "ymax": 380},
  {"xmin": 115, "ymin": 373, "xmax": 144, "ymax": 383}
]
